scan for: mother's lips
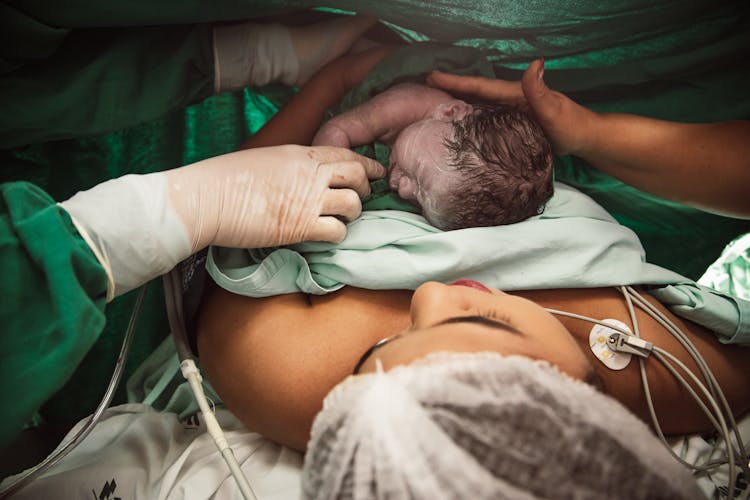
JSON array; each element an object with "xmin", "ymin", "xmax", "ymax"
[{"xmin": 448, "ymin": 279, "xmax": 492, "ymax": 293}]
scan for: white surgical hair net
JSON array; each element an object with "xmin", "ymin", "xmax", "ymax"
[{"xmin": 302, "ymin": 352, "xmax": 703, "ymax": 500}]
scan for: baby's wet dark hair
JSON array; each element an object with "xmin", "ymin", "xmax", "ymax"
[{"xmin": 437, "ymin": 104, "xmax": 553, "ymax": 230}]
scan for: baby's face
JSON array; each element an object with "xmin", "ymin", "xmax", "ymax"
[{"xmin": 389, "ymin": 118, "xmax": 462, "ymax": 221}]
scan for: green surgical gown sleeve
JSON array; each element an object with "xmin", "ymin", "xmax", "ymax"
[
  {"xmin": 0, "ymin": 181, "xmax": 108, "ymax": 448},
  {"xmin": 0, "ymin": 2, "xmax": 215, "ymax": 148}
]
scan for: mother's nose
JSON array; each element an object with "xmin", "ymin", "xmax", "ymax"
[{"xmin": 410, "ymin": 281, "xmax": 469, "ymax": 326}]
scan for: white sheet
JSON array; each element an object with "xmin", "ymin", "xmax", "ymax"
[
  {"xmin": 0, "ymin": 404, "xmax": 302, "ymax": 500},
  {"xmin": 671, "ymin": 413, "xmax": 750, "ymax": 499},
  {"xmin": 4, "ymin": 402, "xmax": 747, "ymax": 499}
]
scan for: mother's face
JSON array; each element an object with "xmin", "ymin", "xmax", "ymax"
[{"xmin": 356, "ymin": 280, "xmax": 593, "ymax": 381}]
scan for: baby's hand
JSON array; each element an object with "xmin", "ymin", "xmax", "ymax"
[{"xmin": 312, "ymin": 121, "xmax": 352, "ymax": 148}]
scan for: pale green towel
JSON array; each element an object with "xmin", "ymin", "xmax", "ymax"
[{"xmin": 207, "ymin": 183, "xmax": 749, "ymax": 344}]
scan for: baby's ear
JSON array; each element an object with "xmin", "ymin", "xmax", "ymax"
[{"xmin": 430, "ymin": 100, "xmax": 473, "ymax": 121}]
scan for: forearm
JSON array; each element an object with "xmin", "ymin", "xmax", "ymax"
[
  {"xmin": 579, "ymin": 115, "xmax": 750, "ymax": 218},
  {"xmin": 241, "ymin": 74, "xmax": 347, "ymax": 149}
]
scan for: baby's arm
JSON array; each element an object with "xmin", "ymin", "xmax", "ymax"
[
  {"xmin": 313, "ymin": 83, "xmax": 456, "ymax": 147},
  {"xmin": 240, "ymin": 47, "xmax": 392, "ymax": 149}
]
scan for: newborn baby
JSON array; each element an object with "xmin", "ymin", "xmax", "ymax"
[{"xmin": 312, "ymin": 83, "xmax": 553, "ymax": 230}]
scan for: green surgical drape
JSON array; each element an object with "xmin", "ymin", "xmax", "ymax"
[
  {"xmin": 0, "ymin": 182, "xmax": 106, "ymax": 447},
  {"xmin": 1, "ymin": 0, "xmax": 749, "ymax": 449}
]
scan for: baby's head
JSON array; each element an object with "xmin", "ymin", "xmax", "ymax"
[{"xmin": 389, "ymin": 101, "xmax": 553, "ymax": 230}]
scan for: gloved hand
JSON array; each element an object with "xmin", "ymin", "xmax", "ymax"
[
  {"xmin": 61, "ymin": 145, "xmax": 384, "ymax": 299},
  {"xmin": 426, "ymin": 59, "xmax": 598, "ymax": 156},
  {"xmin": 213, "ymin": 15, "xmax": 378, "ymax": 91}
]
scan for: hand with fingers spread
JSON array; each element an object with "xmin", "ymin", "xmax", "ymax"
[
  {"xmin": 426, "ymin": 59, "xmax": 596, "ymax": 156},
  {"xmin": 428, "ymin": 59, "xmax": 750, "ymax": 219},
  {"xmin": 61, "ymin": 145, "xmax": 385, "ymax": 298}
]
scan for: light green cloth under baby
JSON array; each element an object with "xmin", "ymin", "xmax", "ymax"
[
  {"xmin": 128, "ymin": 183, "xmax": 748, "ymax": 415},
  {"xmin": 207, "ymin": 183, "xmax": 749, "ymax": 345}
]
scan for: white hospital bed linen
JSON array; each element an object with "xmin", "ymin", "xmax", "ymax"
[
  {"xmin": 0, "ymin": 404, "xmax": 302, "ymax": 500},
  {"xmin": 4, "ymin": 399, "xmax": 747, "ymax": 499},
  {"xmin": 674, "ymin": 412, "xmax": 750, "ymax": 499}
]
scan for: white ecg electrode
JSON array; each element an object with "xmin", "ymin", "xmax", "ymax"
[{"xmin": 589, "ymin": 319, "xmax": 632, "ymax": 370}]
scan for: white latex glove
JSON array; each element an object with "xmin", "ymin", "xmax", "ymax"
[
  {"xmin": 213, "ymin": 15, "xmax": 377, "ymax": 91},
  {"xmin": 61, "ymin": 145, "xmax": 384, "ymax": 300}
]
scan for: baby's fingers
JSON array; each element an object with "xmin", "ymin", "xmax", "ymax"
[{"xmin": 310, "ymin": 147, "xmax": 385, "ymax": 179}]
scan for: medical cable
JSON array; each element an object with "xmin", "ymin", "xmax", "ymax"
[
  {"xmin": 548, "ymin": 305, "xmax": 738, "ymax": 493},
  {"xmin": 546, "ymin": 292, "xmax": 736, "ymax": 458},
  {"xmin": 612, "ymin": 286, "xmax": 743, "ymax": 486},
  {"xmin": 619, "ymin": 288, "xmax": 745, "ymax": 481},
  {"xmin": 616, "ymin": 288, "xmax": 725, "ymax": 477},
  {"xmin": 620, "ymin": 285, "xmax": 690, "ymax": 476},
  {"xmin": 547, "ymin": 306, "xmax": 732, "ymax": 470},
  {"xmin": 544, "ymin": 286, "xmax": 749, "ymax": 497},
  {"xmin": 537, "ymin": 302, "xmax": 744, "ymax": 471},
  {"xmin": 623, "ymin": 286, "xmax": 745, "ymax": 447},
  {"xmin": 0, "ymin": 283, "xmax": 148, "ymax": 499},
  {"xmin": 163, "ymin": 268, "xmax": 258, "ymax": 500},
  {"xmin": 626, "ymin": 286, "xmax": 747, "ymax": 497},
  {"xmin": 622, "ymin": 286, "xmax": 748, "ymax": 468},
  {"xmin": 623, "ymin": 288, "xmax": 722, "ymax": 401},
  {"xmin": 543, "ymin": 305, "xmax": 719, "ymax": 471}
]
